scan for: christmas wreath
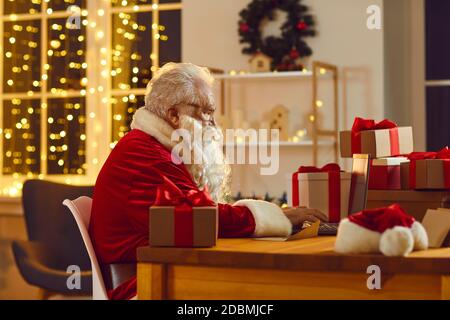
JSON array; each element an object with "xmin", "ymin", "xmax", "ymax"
[{"xmin": 238, "ymin": 0, "xmax": 316, "ymax": 71}]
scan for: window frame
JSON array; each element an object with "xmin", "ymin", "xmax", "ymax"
[{"xmin": 0, "ymin": 0, "xmax": 182, "ymax": 196}]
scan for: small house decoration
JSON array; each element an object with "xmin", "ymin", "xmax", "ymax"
[
  {"xmin": 249, "ymin": 52, "xmax": 272, "ymax": 73},
  {"xmin": 268, "ymin": 104, "xmax": 290, "ymax": 141}
]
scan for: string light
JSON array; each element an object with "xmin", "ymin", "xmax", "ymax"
[{"xmin": 1, "ymin": 0, "xmax": 175, "ymax": 190}]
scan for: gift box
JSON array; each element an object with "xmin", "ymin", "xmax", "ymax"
[
  {"xmin": 149, "ymin": 177, "xmax": 218, "ymax": 247},
  {"xmin": 340, "ymin": 117, "xmax": 413, "ymax": 158},
  {"xmin": 368, "ymin": 157, "xmax": 409, "ymax": 190},
  {"xmin": 401, "ymin": 147, "xmax": 450, "ymax": 190},
  {"xmin": 289, "ymin": 164, "xmax": 351, "ymax": 223}
]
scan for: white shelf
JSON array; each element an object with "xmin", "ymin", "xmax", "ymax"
[
  {"xmin": 224, "ymin": 140, "xmax": 335, "ymax": 147},
  {"xmin": 214, "ymin": 70, "xmax": 313, "ymax": 80}
]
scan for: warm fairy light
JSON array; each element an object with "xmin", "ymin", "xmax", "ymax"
[
  {"xmin": 96, "ymin": 31, "xmax": 105, "ymax": 39},
  {"xmin": 316, "ymin": 100, "xmax": 323, "ymax": 108},
  {"xmin": 98, "ymin": 9, "xmax": 105, "ymax": 17}
]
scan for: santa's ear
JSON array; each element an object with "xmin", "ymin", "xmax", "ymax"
[
  {"xmin": 167, "ymin": 107, "xmax": 180, "ymax": 128},
  {"xmin": 411, "ymin": 221, "xmax": 429, "ymax": 251}
]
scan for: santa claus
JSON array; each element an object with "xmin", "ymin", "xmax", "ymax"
[{"xmin": 89, "ymin": 63, "xmax": 327, "ymax": 299}]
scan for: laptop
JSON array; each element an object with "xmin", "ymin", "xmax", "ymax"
[{"xmin": 318, "ymin": 154, "xmax": 371, "ymax": 236}]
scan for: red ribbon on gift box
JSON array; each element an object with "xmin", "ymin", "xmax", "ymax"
[
  {"xmin": 406, "ymin": 147, "xmax": 450, "ymax": 189},
  {"xmin": 291, "ymin": 163, "xmax": 341, "ymax": 223},
  {"xmin": 351, "ymin": 117, "xmax": 400, "ymax": 155},
  {"xmin": 154, "ymin": 176, "xmax": 215, "ymax": 247}
]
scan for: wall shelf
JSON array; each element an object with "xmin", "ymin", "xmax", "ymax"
[
  {"xmin": 224, "ymin": 140, "xmax": 335, "ymax": 148},
  {"xmin": 217, "ymin": 61, "xmax": 339, "ymax": 166},
  {"xmin": 215, "ymin": 70, "xmax": 313, "ymax": 80}
]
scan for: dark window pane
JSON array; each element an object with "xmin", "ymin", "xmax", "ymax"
[
  {"xmin": 111, "ymin": 0, "xmax": 151, "ymax": 7},
  {"xmin": 47, "ymin": 98, "xmax": 86, "ymax": 174},
  {"xmin": 3, "ymin": 20, "xmax": 41, "ymax": 93},
  {"xmin": 159, "ymin": 10, "xmax": 181, "ymax": 66},
  {"xmin": 47, "ymin": 18, "xmax": 87, "ymax": 91},
  {"xmin": 426, "ymin": 0, "xmax": 450, "ymax": 80},
  {"xmin": 426, "ymin": 86, "xmax": 450, "ymax": 151},
  {"xmin": 112, "ymin": 12, "xmax": 153, "ymax": 90},
  {"xmin": 159, "ymin": 0, "xmax": 182, "ymax": 3},
  {"xmin": 2, "ymin": 99, "xmax": 41, "ymax": 175},
  {"xmin": 4, "ymin": 0, "xmax": 41, "ymax": 15},
  {"xmin": 111, "ymin": 95, "xmax": 144, "ymax": 144},
  {"xmin": 48, "ymin": 0, "xmax": 86, "ymax": 11}
]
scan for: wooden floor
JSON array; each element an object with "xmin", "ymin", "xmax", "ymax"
[{"xmin": 0, "ymin": 214, "xmax": 39, "ymax": 299}]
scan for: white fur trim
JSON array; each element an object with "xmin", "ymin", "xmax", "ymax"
[
  {"xmin": 379, "ymin": 226, "xmax": 414, "ymax": 257},
  {"xmin": 234, "ymin": 200, "xmax": 292, "ymax": 237},
  {"xmin": 411, "ymin": 221, "xmax": 429, "ymax": 251},
  {"xmin": 130, "ymin": 107, "xmax": 175, "ymax": 150},
  {"xmin": 334, "ymin": 219, "xmax": 381, "ymax": 254}
]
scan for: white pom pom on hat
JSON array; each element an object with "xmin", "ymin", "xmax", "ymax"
[{"xmin": 335, "ymin": 204, "xmax": 428, "ymax": 256}]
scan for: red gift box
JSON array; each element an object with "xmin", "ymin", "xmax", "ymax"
[
  {"xmin": 369, "ymin": 157, "xmax": 409, "ymax": 190},
  {"xmin": 401, "ymin": 147, "xmax": 450, "ymax": 190},
  {"xmin": 149, "ymin": 176, "xmax": 218, "ymax": 247},
  {"xmin": 290, "ymin": 163, "xmax": 351, "ymax": 223},
  {"xmin": 340, "ymin": 117, "xmax": 413, "ymax": 158}
]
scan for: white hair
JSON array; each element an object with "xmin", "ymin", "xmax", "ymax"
[{"xmin": 145, "ymin": 62, "xmax": 215, "ymax": 118}]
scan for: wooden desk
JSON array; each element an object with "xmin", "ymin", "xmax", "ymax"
[{"xmin": 137, "ymin": 237, "xmax": 450, "ymax": 300}]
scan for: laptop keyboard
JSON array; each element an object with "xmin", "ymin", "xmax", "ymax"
[{"xmin": 318, "ymin": 223, "xmax": 339, "ymax": 236}]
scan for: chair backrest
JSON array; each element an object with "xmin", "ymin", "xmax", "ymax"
[
  {"xmin": 63, "ymin": 197, "xmax": 109, "ymax": 300},
  {"xmin": 22, "ymin": 180, "xmax": 93, "ymax": 271}
]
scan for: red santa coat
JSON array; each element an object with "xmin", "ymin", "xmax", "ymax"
[{"xmin": 89, "ymin": 115, "xmax": 292, "ymax": 300}]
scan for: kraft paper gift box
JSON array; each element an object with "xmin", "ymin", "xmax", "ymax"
[
  {"xmin": 150, "ymin": 206, "xmax": 218, "ymax": 247},
  {"xmin": 340, "ymin": 117, "xmax": 413, "ymax": 158},
  {"xmin": 289, "ymin": 164, "xmax": 351, "ymax": 223},
  {"xmin": 422, "ymin": 208, "xmax": 450, "ymax": 248},
  {"xmin": 400, "ymin": 148, "xmax": 450, "ymax": 190},
  {"xmin": 149, "ymin": 176, "xmax": 218, "ymax": 247},
  {"xmin": 369, "ymin": 157, "xmax": 409, "ymax": 190}
]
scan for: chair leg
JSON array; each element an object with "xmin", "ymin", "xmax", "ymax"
[{"xmin": 38, "ymin": 288, "xmax": 54, "ymax": 300}]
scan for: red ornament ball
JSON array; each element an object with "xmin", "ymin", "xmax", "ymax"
[
  {"xmin": 290, "ymin": 48, "xmax": 300, "ymax": 59},
  {"xmin": 297, "ymin": 21, "xmax": 308, "ymax": 30},
  {"xmin": 240, "ymin": 23, "xmax": 250, "ymax": 33}
]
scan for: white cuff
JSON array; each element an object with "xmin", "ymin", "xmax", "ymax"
[{"xmin": 234, "ymin": 199, "xmax": 292, "ymax": 237}]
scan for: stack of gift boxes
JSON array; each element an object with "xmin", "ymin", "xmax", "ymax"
[
  {"xmin": 289, "ymin": 117, "xmax": 450, "ymax": 223},
  {"xmin": 147, "ymin": 117, "xmax": 449, "ymax": 248}
]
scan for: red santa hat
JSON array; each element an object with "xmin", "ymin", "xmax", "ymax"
[{"xmin": 335, "ymin": 204, "xmax": 428, "ymax": 256}]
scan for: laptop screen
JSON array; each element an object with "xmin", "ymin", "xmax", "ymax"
[{"xmin": 348, "ymin": 154, "xmax": 371, "ymax": 215}]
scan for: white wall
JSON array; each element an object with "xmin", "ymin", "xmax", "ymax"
[
  {"xmin": 182, "ymin": 0, "xmax": 385, "ymax": 125},
  {"xmin": 181, "ymin": 0, "xmax": 385, "ymax": 196}
]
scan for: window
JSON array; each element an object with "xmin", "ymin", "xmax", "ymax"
[{"xmin": 0, "ymin": 0, "xmax": 182, "ymax": 196}]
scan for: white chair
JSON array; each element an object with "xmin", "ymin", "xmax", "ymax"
[{"xmin": 63, "ymin": 196, "xmax": 109, "ymax": 300}]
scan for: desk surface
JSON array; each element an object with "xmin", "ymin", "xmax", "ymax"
[{"xmin": 137, "ymin": 237, "xmax": 450, "ymax": 275}]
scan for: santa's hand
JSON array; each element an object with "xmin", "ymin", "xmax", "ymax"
[{"xmin": 283, "ymin": 207, "xmax": 328, "ymax": 227}]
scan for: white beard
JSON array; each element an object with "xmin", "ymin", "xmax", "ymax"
[{"xmin": 179, "ymin": 115, "xmax": 231, "ymax": 203}]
